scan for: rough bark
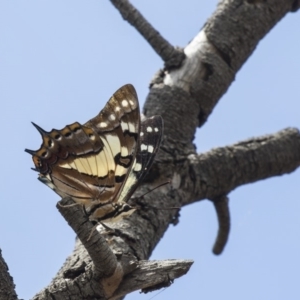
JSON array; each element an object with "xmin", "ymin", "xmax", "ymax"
[
  {"xmin": 31, "ymin": 0, "xmax": 300, "ymax": 298},
  {"xmin": 0, "ymin": 250, "xmax": 18, "ymax": 300},
  {"xmin": 1, "ymin": 0, "xmax": 299, "ymax": 299}
]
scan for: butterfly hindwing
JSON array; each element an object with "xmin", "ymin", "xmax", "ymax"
[{"xmin": 117, "ymin": 115, "xmax": 163, "ymax": 203}]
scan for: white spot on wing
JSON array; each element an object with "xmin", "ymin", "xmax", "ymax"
[
  {"xmin": 99, "ymin": 122, "xmax": 107, "ymax": 128},
  {"xmin": 128, "ymin": 122, "xmax": 136, "ymax": 133},
  {"xmin": 122, "ymin": 100, "xmax": 129, "ymax": 107},
  {"xmin": 148, "ymin": 145, "xmax": 154, "ymax": 153},
  {"xmin": 109, "ymin": 114, "xmax": 116, "ymax": 121},
  {"xmin": 154, "ymin": 127, "xmax": 159, "ymax": 132},
  {"xmin": 115, "ymin": 106, "xmax": 121, "ymax": 112},
  {"xmin": 121, "ymin": 121, "xmax": 129, "ymax": 131},
  {"xmin": 141, "ymin": 144, "xmax": 147, "ymax": 151},
  {"xmin": 140, "ymin": 132, "xmax": 144, "ymax": 137},
  {"xmin": 121, "ymin": 146, "xmax": 129, "ymax": 156},
  {"xmin": 115, "ymin": 165, "xmax": 128, "ymax": 177},
  {"xmin": 147, "ymin": 126, "xmax": 153, "ymax": 132},
  {"xmin": 134, "ymin": 163, "xmax": 142, "ymax": 172}
]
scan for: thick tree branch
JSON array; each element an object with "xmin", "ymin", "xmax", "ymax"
[
  {"xmin": 184, "ymin": 128, "xmax": 300, "ymax": 204},
  {"xmin": 33, "ymin": 200, "xmax": 192, "ymax": 299},
  {"xmin": 109, "ymin": 0, "xmax": 185, "ymax": 69},
  {"xmin": 149, "ymin": 128, "xmax": 300, "ymax": 255},
  {"xmin": 147, "ymin": 0, "xmax": 296, "ymax": 128},
  {"xmin": 142, "ymin": 0, "xmax": 299, "ymax": 259}
]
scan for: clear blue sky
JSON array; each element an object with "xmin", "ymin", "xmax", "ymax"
[{"xmin": 1, "ymin": 1, "xmax": 300, "ymax": 299}]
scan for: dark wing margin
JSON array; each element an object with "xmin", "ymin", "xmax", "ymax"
[{"xmin": 117, "ymin": 115, "xmax": 163, "ymax": 203}]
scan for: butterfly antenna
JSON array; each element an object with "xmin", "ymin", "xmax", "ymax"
[
  {"xmin": 138, "ymin": 181, "xmax": 181, "ymax": 210},
  {"xmin": 146, "ymin": 288, "xmax": 167, "ymax": 300}
]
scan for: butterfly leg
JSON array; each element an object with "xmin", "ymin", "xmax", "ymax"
[
  {"xmin": 97, "ymin": 221, "xmax": 123, "ymax": 237},
  {"xmin": 57, "ymin": 200, "xmax": 81, "ymax": 208}
]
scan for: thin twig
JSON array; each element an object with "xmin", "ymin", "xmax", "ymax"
[{"xmin": 110, "ymin": 0, "xmax": 185, "ymax": 69}]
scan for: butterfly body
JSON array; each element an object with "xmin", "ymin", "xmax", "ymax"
[{"xmin": 26, "ymin": 84, "xmax": 163, "ymax": 223}]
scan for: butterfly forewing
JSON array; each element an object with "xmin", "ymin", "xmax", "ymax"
[{"xmin": 84, "ymin": 85, "xmax": 141, "ymax": 204}]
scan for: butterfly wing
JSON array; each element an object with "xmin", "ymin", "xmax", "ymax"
[
  {"xmin": 26, "ymin": 84, "xmax": 140, "ymax": 207},
  {"xmin": 87, "ymin": 115, "xmax": 163, "ymax": 222},
  {"xmin": 117, "ymin": 115, "xmax": 163, "ymax": 203}
]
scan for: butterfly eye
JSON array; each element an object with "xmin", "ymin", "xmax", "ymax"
[{"xmin": 41, "ymin": 151, "xmax": 47, "ymax": 157}]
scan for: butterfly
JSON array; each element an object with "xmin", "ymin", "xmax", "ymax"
[{"xmin": 25, "ymin": 84, "xmax": 163, "ymax": 224}]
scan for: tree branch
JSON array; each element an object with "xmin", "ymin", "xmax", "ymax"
[
  {"xmin": 147, "ymin": 0, "xmax": 296, "ymax": 127},
  {"xmin": 57, "ymin": 198, "xmax": 119, "ymax": 279},
  {"xmin": 28, "ymin": 1, "xmax": 300, "ymax": 299},
  {"xmin": 142, "ymin": 1, "xmax": 299, "ymax": 258},
  {"xmin": 109, "ymin": 0, "xmax": 185, "ymax": 69},
  {"xmin": 183, "ymin": 128, "xmax": 300, "ymax": 204},
  {"xmin": 111, "ymin": 259, "xmax": 193, "ymax": 299},
  {"xmin": 143, "ymin": 128, "xmax": 300, "ymax": 256},
  {"xmin": 0, "ymin": 250, "xmax": 18, "ymax": 300}
]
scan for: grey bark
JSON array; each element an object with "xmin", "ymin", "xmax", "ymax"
[{"xmin": 1, "ymin": 0, "xmax": 299, "ymax": 299}]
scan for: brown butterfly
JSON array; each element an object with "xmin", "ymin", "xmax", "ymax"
[{"xmin": 25, "ymin": 84, "xmax": 163, "ymax": 223}]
